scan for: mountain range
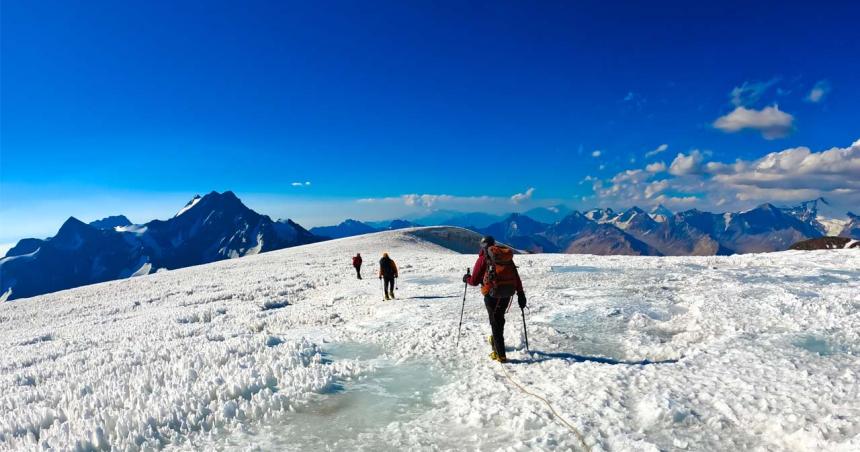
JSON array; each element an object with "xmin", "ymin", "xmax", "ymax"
[
  {"xmin": 0, "ymin": 191, "xmax": 321, "ymax": 301},
  {"xmin": 463, "ymin": 199, "xmax": 855, "ymax": 256},
  {"xmin": 1, "ymin": 193, "xmax": 856, "ymax": 301},
  {"xmin": 326, "ymin": 198, "xmax": 856, "ymax": 256},
  {"xmin": 309, "ymin": 219, "xmax": 421, "ymax": 239}
]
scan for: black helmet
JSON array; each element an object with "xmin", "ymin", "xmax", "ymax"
[{"xmin": 480, "ymin": 235, "xmax": 496, "ymax": 247}]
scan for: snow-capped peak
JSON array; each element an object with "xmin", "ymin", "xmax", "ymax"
[
  {"xmin": 175, "ymin": 195, "xmax": 202, "ymax": 217},
  {"xmin": 649, "ymin": 204, "xmax": 673, "ymax": 222}
]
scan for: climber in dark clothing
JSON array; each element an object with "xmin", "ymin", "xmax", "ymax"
[
  {"xmin": 353, "ymin": 253, "xmax": 363, "ymax": 279},
  {"xmin": 378, "ymin": 253, "xmax": 398, "ymax": 300}
]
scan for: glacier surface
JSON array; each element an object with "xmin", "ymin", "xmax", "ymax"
[{"xmin": 1, "ymin": 228, "xmax": 858, "ymax": 451}]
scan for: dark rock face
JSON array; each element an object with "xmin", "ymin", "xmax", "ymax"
[
  {"xmin": 89, "ymin": 215, "xmax": 133, "ymax": 230},
  {"xmin": 309, "ymin": 219, "xmax": 420, "ymax": 239},
  {"xmin": 1, "ymin": 217, "xmax": 148, "ymax": 300},
  {"xmin": 480, "ymin": 214, "xmax": 557, "ymax": 253},
  {"xmin": 0, "ymin": 191, "xmax": 322, "ymax": 300},
  {"xmin": 790, "ymin": 236, "xmax": 859, "ymax": 250},
  {"xmin": 310, "ymin": 219, "xmax": 378, "ymax": 239},
  {"xmin": 475, "ymin": 199, "xmax": 837, "ymax": 256},
  {"xmin": 523, "ymin": 205, "xmax": 573, "ymax": 224},
  {"xmin": 4, "ymin": 238, "xmax": 45, "ymax": 258},
  {"xmin": 541, "ymin": 212, "xmax": 660, "ymax": 255},
  {"xmin": 674, "ymin": 204, "xmax": 822, "ymax": 254},
  {"xmin": 840, "ymin": 213, "xmax": 860, "ymax": 239}
]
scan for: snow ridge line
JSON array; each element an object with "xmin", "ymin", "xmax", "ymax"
[{"xmin": 499, "ymin": 362, "xmax": 593, "ymax": 452}]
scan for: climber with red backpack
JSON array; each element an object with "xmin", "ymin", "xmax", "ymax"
[{"xmin": 463, "ymin": 236, "xmax": 526, "ymax": 363}]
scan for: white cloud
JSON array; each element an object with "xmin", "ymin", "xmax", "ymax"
[
  {"xmin": 644, "ymin": 180, "xmax": 669, "ymax": 198},
  {"xmin": 357, "ymin": 194, "xmax": 455, "ymax": 206},
  {"xmin": 713, "ymin": 105, "xmax": 794, "ymax": 139},
  {"xmin": 710, "ymin": 140, "xmax": 860, "ymax": 193},
  {"xmin": 358, "ymin": 189, "xmax": 546, "ymax": 211},
  {"xmin": 646, "ymin": 161, "xmax": 667, "ymax": 173},
  {"xmin": 590, "ymin": 138, "xmax": 860, "ymax": 213},
  {"xmin": 592, "ymin": 150, "xmax": 602, "ymax": 158},
  {"xmin": 610, "ymin": 170, "xmax": 650, "ymax": 188},
  {"xmin": 402, "ymin": 194, "xmax": 455, "ymax": 207},
  {"xmin": 510, "ymin": 187, "xmax": 535, "ymax": 204},
  {"xmin": 652, "ymin": 194, "xmax": 699, "ymax": 207},
  {"xmin": 805, "ymin": 80, "xmax": 831, "ymax": 103},
  {"xmin": 645, "ymin": 144, "xmax": 668, "ymax": 158},
  {"xmin": 669, "ymin": 150, "xmax": 704, "ymax": 176},
  {"xmin": 729, "ymin": 78, "xmax": 779, "ymax": 107},
  {"xmin": 291, "ymin": 181, "xmax": 311, "ymax": 187}
]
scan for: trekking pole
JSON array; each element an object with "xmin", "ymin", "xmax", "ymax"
[
  {"xmin": 456, "ymin": 268, "xmax": 470, "ymax": 348},
  {"xmin": 381, "ymin": 278, "xmax": 385, "ymax": 301},
  {"xmin": 521, "ymin": 307, "xmax": 530, "ymax": 354}
]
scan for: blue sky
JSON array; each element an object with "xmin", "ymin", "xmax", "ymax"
[{"xmin": 2, "ymin": 0, "xmax": 859, "ymax": 245}]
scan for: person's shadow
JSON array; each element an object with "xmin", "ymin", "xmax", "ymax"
[{"xmin": 505, "ymin": 350, "xmax": 679, "ymax": 365}]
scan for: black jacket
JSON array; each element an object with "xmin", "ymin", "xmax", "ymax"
[{"xmin": 378, "ymin": 256, "xmax": 398, "ymax": 278}]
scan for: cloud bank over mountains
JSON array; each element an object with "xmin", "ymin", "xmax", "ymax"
[{"xmin": 588, "ymin": 139, "xmax": 860, "ymax": 212}]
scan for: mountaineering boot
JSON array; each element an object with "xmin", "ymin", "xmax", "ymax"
[
  {"xmin": 489, "ymin": 351, "xmax": 508, "ymax": 363},
  {"xmin": 385, "ymin": 295, "xmax": 390, "ymax": 301}
]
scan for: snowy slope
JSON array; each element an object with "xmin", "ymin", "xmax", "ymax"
[{"xmin": 1, "ymin": 227, "xmax": 858, "ymax": 451}]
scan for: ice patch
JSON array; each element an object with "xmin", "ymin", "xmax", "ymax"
[
  {"xmin": 1, "ymin": 230, "xmax": 858, "ymax": 450},
  {"xmin": 219, "ymin": 343, "xmax": 444, "ymax": 450},
  {"xmin": 793, "ymin": 335, "xmax": 844, "ymax": 356},
  {"xmin": 550, "ymin": 265, "xmax": 602, "ymax": 273},
  {"xmin": 403, "ymin": 275, "xmax": 451, "ymax": 285}
]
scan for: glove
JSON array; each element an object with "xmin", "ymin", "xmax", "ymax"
[
  {"xmin": 517, "ymin": 292, "xmax": 527, "ymax": 309},
  {"xmin": 379, "ymin": 275, "xmax": 382, "ymax": 280},
  {"xmin": 462, "ymin": 274, "xmax": 470, "ymax": 283}
]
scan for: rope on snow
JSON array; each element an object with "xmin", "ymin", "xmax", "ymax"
[{"xmin": 498, "ymin": 361, "xmax": 593, "ymax": 452}]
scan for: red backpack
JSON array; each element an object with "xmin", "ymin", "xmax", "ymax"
[{"xmin": 481, "ymin": 245, "xmax": 518, "ymax": 298}]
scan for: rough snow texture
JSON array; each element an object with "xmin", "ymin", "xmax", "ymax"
[{"xmin": 1, "ymin": 228, "xmax": 858, "ymax": 451}]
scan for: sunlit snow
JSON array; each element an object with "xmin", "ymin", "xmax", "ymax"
[
  {"xmin": 1, "ymin": 228, "xmax": 858, "ymax": 451},
  {"xmin": 174, "ymin": 196, "xmax": 202, "ymax": 218}
]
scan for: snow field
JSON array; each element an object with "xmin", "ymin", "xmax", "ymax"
[{"xmin": 1, "ymin": 228, "xmax": 858, "ymax": 451}]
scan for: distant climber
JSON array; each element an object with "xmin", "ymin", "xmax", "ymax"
[
  {"xmin": 463, "ymin": 236, "xmax": 526, "ymax": 363},
  {"xmin": 353, "ymin": 253, "xmax": 363, "ymax": 279},
  {"xmin": 379, "ymin": 253, "xmax": 398, "ymax": 300}
]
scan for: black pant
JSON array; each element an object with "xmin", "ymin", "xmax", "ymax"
[
  {"xmin": 383, "ymin": 277, "xmax": 395, "ymax": 298},
  {"xmin": 484, "ymin": 296, "xmax": 511, "ymax": 358},
  {"xmin": 355, "ymin": 265, "xmax": 362, "ymax": 279}
]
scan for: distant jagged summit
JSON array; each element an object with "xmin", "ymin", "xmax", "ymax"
[
  {"xmin": 89, "ymin": 215, "xmax": 133, "ymax": 230},
  {"xmin": 0, "ymin": 191, "xmax": 322, "ymax": 300}
]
